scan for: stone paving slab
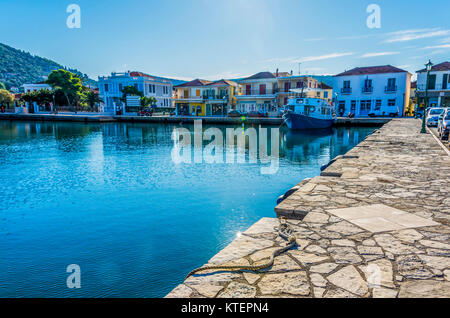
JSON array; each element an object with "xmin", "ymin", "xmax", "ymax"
[{"xmin": 166, "ymin": 119, "xmax": 450, "ymax": 298}]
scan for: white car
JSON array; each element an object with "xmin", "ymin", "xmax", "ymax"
[
  {"xmin": 427, "ymin": 108, "xmax": 445, "ymax": 127},
  {"xmin": 437, "ymin": 108, "xmax": 450, "ymax": 140}
]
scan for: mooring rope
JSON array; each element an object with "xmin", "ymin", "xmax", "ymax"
[{"xmin": 185, "ymin": 218, "xmax": 297, "ymax": 279}]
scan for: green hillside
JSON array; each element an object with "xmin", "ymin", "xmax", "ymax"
[{"xmin": 0, "ymin": 42, "xmax": 96, "ymax": 91}]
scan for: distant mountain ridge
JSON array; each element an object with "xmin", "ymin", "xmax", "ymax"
[{"xmin": 0, "ymin": 42, "xmax": 97, "ymax": 91}]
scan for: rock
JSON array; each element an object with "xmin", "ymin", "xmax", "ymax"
[
  {"xmin": 397, "ymin": 255, "xmax": 434, "ymax": 279},
  {"xmin": 326, "ymin": 221, "xmax": 364, "ymax": 235},
  {"xmin": 313, "ymin": 287, "xmax": 325, "ymax": 298},
  {"xmin": 362, "ymin": 239, "xmax": 376, "ymax": 246},
  {"xmin": 360, "ymin": 259, "xmax": 395, "ymax": 288},
  {"xmin": 249, "ymin": 247, "xmax": 282, "ymax": 262},
  {"xmin": 218, "ymin": 282, "xmax": 257, "ymax": 298},
  {"xmin": 374, "ymin": 233, "xmax": 420, "ymax": 255},
  {"xmin": 328, "ymin": 247, "xmax": 363, "ymax": 264},
  {"xmin": 305, "ymin": 244, "xmax": 327, "ymax": 254},
  {"xmin": 310, "ymin": 273, "xmax": 327, "ymax": 288},
  {"xmin": 331, "ymin": 239, "xmax": 356, "ymax": 247},
  {"xmin": 398, "ymin": 280, "xmax": 450, "ymax": 298},
  {"xmin": 209, "ymin": 236, "xmax": 274, "ymax": 264},
  {"xmin": 244, "ymin": 218, "xmax": 279, "ymax": 235},
  {"xmin": 418, "ymin": 255, "xmax": 449, "ymax": 271},
  {"xmin": 310, "ymin": 263, "xmax": 339, "ymax": 274},
  {"xmin": 327, "ymin": 265, "xmax": 369, "ymax": 296},
  {"xmin": 258, "ymin": 254, "xmax": 302, "ymax": 273},
  {"xmin": 243, "ymin": 272, "xmax": 261, "ymax": 285},
  {"xmin": 357, "ymin": 246, "xmax": 384, "ymax": 256},
  {"xmin": 324, "ymin": 287, "xmax": 358, "ymax": 298},
  {"xmin": 289, "ymin": 250, "xmax": 329, "ymax": 266},
  {"xmin": 444, "ymin": 269, "xmax": 450, "ymax": 281},
  {"xmin": 303, "ymin": 212, "xmax": 329, "ymax": 223},
  {"xmin": 419, "ymin": 240, "xmax": 450, "ymax": 250},
  {"xmin": 372, "ymin": 287, "xmax": 398, "ymax": 298},
  {"xmin": 394, "ymin": 229, "xmax": 423, "ymax": 243},
  {"xmin": 258, "ymin": 271, "xmax": 310, "ymax": 296},
  {"xmin": 165, "ymin": 284, "xmax": 194, "ymax": 298}
]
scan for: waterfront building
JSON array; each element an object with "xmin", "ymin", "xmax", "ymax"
[
  {"xmin": 276, "ymin": 76, "xmax": 333, "ymax": 108},
  {"xmin": 235, "ymin": 72, "xmax": 279, "ymax": 116},
  {"xmin": 173, "ymin": 79, "xmax": 212, "ymax": 116},
  {"xmin": 416, "ymin": 61, "xmax": 450, "ymax": 108},
  {"xmin": 23, "ymin": 83, "xmax": 51, "ymax": 93},
  {"xmin": 203, "ymin": 79, "xmax": 238, "ymax": 116},
  {"xmin": 98, "ymin": 71, "xmax": 173, "ymax": 114},
  {"xmin": 334, "ymin": 65, "xmax": 411, "ymax": 117}
]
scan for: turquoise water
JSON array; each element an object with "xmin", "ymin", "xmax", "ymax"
[{"xmin": 0, "ymin": 121, "xmax": 376, "ymax": 297}]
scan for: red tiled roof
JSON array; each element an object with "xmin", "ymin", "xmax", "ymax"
[
  {"xmin": 243, "ymin": 72, "xmax": 276, "ymax": 80},
  {"xmin": 319, "ymin": 82, "xmax": 332, "ymax": 89},
  {"xmin": 335, "ymin": 65, "xmax": 408, "ymax": 76},
  {"xmin": 417, "ymin": 61, "xmax": 450, "ymax": 73},
  {"xmin": 206, "ymin": 79, "xmax": 237, "ymax": 87},
  {"xmin": 174, "ymin": 79, "xmax": 212, "ymax": 88},
  {"xmin": 129, "ymin": 71, "xmax": 154, "ymax": 79}
]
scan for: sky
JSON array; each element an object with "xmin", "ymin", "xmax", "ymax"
[{"xmin": 1, "ymin": 0, "xmax": 449, "ymax": 81}]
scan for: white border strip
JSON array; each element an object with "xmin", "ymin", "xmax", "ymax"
[{"xmin": 427, "ymin": 127, "xmax": 450, "ymax": 157}]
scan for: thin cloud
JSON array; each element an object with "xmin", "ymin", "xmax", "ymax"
[
  {"xmin": 384, "ymin": 29, "xmax": 450, "ymax": 43},
  {"xmin": 421, "ymin": 44, "xmax": 450, "ymax": 50},
  {"xmin": 296, "ymin": 52, "xmax": 355, "ymax": 63},
  {"xmin": 361, "ymin": 52, "xmax": 400, "ymax": 58}
]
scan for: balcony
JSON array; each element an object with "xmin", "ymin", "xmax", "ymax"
[
  {"xmin": 239, "ymin": 88, "xmax": 279, "ymax": 96},
  {"xmin": 362, "ymin": 86, "xmax": 373, "ymax": 94},
  {"xmin": 385, "ymin": 85, "xmax": 397, "ymax": 93},
  {"xmin": 341, "ymin": 87, "xmax": 352, "ymax": 94},
  {"xmin": 203, "ymin": 93, "xmax": 228, "ymax": 100}
]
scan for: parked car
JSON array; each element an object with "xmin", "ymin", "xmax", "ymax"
[
  {"xmin": 247, "ymin": 111, "xmax": 266, "ymax": 118},
  {"xmin": 426, "ymin": 107, "xmax": 445, "ymax": 127},
  {"xmin": 138, "ymin": 108, "xmax": 153, "ymax": 117},
  {"xmin": 227, "ymin": 110, "xmax": 243, "ymax": 117},
  {"xmin": 438, "ymin": 108, "xmax": 450, "ymax": 140}
]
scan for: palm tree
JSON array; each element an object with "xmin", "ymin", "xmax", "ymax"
[{"xmin": 84, "ymin": 90, "xmax": 104, "ymax": 112}]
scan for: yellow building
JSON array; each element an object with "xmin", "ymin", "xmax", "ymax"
[{"xmin": 173, "ymin": 79, "xmax": 211, "ymax": 116}]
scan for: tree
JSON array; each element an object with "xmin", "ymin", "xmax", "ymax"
[
  {"xmin": 0, "ymin": 89, "xmax": 14, "ymax": 108},
  {"xmin": 120, "ymin": 85, "xmax": 143, "ymax": 104},
  {"xmin": 83, "ymin": 90, "xmax": 104, "ymax": 111},
  {"xmin": 46, "ymin": 69, "xmax": 83, "ymax": 107},
  {"xmin": 140, "ymin": 96, "xmax": 157, "ymax": 109}
]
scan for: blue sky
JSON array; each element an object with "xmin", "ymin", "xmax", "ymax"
[{"xmin": 1, "ymin": 0, "xmax": 449, "ymax": 81}]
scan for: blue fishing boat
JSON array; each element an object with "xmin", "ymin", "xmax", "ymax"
[{"xmin": 283, "ymin": 90, "xmax": 335, "ymax": 130}]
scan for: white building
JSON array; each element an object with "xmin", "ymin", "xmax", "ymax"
[
  {"xmin": 98, "ymin": 71, "xmax": 173, "ymax": 115},
  {"xmin": 235, "ymin": 72, "xmax": 279, "ymax": 115},
  {"xmin": 334, "ymin": 65, "xmax": 411, "ymax": 117},
  {"xmin": 416, "ymin": 61, "xmax": 450, "ymax": 108},
  {"xmin": 23, "ymin": 83, "xmax": 51, "ymax": 93}
]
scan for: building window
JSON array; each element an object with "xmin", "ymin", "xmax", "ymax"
[
  {"xmin": 443, "ymin": 74, "xmax": 448, "ymax": 90},
  {"xmin": 105, "ymin": 84, "xmax": 109, "ymax": 92},
  {"xmin": 427, "ymin": 74, "xmax": 436, "ymax": 90},
  {"xmin": 338, "ymin": 101, "xmax": 346, "ymax": 116},
  {"xmin": 296, "ymin": 81, "xmax": 303, "ymax": 88},
  {"xmin": 260, "ymin": 84, "xmax": 266, "ymax": 95},
  {"xmin": 388, "ymin": 99, "xmax": 396, "ymax": 106},
  {"xmin": 375, "ymin": 100, "xmax": 382, "ymax": 110},
  {"xmin": 343, "ymin": 81, "xmax": 351, "ymax": 88},
  {"xmin": 351, "ymin": 100, "xmax": 356, "ymax": 112},
  {"xmin": 324, "ymin": 91, "xmax": 329, "ymax": 98},
  {"xmin": 196, "ymin": 89, "xmax": 200, "ymax": 97},
  {"xmin": 119, "ymin": 83, "xmax": 123, "ymax": 92}
]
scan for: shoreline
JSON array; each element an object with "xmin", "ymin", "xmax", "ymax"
[
  {"xmin": 167, "ymin": 118, "xmax": 450, "ymax": 298},
  {"xmin": 0, "ymin": 113, "xmax": 391, "ymax": 127}
]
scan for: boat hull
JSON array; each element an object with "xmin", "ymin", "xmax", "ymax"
[{"xmin": 284, "ymin": 113, "xmax": 334, "ymax": 130}]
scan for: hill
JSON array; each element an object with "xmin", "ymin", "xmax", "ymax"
[{"xmin": 0, "ymin": 42, "xmax": 96, "ymax": 91}]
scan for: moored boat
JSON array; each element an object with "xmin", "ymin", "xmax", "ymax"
[{"xmin": 282, "ymin": 90, "xmax": 335, "ymax": 130}]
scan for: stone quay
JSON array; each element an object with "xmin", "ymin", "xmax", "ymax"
[{"xmin": 167, "ymin": 118, "xmax": 450, "ymax": 298}]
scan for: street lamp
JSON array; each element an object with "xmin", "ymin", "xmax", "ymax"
[{"xmin": 421, "ymin": 59, "xmax": 433, "ymax": 133}]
